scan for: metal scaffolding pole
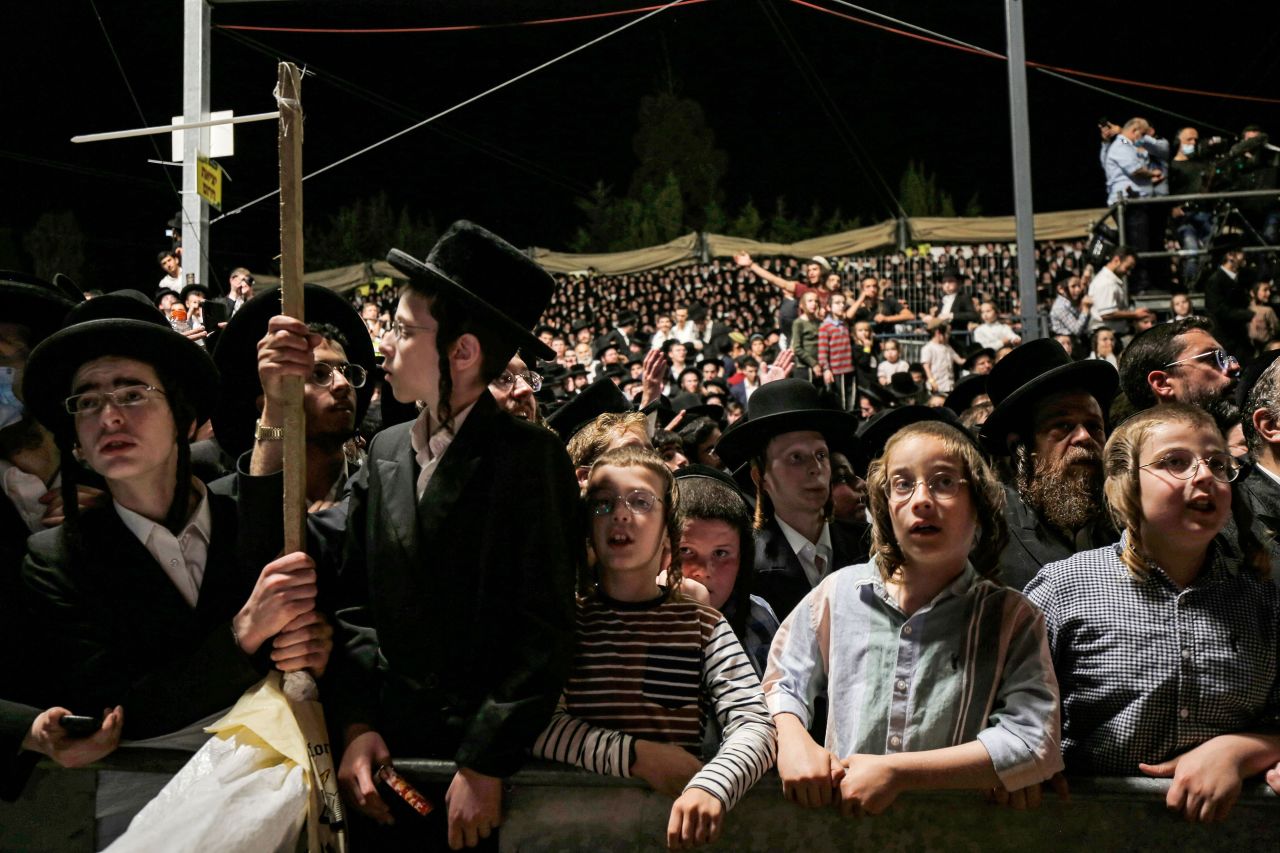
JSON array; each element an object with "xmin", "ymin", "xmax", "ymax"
[
  {"xmin": 1005, "ymin": 0, "xmax": 1039, "ymax": 339},
  {"xmin": 181, "ymin": 0, "xmax": 210, "ymax": 289}
]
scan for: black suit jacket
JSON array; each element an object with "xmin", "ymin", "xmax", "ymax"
[
  {"xmin": 1203, "ymin": 267, "xmax": 1254, "ymax": 359},
  {"xmin": 997, "ymin": 485, "xmax": 1112, "ymax": 590},
  {"xmin": 948, "ymin": 289, "xmax": 981, "ymax": 329},
  {"xmin": 238, "ymin": 391, "xmax": 580, "ymax": 777},
  {"xmin": 0, "ymin": 699, "xmax": 39, "ymax": 800},
  {"xmin": 752, "ymin": 517, "xmax": 869, "ymax": 622},
  {"xmin": 20, "ymin": 493, "xmax": 267, "ymax": 739},
  {"xmin": 1237, "ymin": 466, "xmax": 1280, "ymax": 573}
]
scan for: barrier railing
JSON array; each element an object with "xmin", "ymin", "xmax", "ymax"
[
  {"xmin": 1102, "ymin": 188, "xmax": 1279, "ymax": 260},
  {"xmin": 3, "ymin": 751, "xmax": 1276, "ymax": 851}
]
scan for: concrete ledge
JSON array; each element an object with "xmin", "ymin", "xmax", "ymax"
[{"xmin": 4, "ymin": 752, "xmax": 1276, "ymax": 851}]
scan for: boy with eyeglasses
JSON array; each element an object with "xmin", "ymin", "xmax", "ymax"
[
  {"xmin": 209, "ymin": 284, "xmax": 377, "ymax": 511},
  {"xmin": 18, "ymin": 293, "xmax": 330, "ymax": 840},
  {"xmin": 241, "ymin": 221, "xmax": 580, "ymax": 850}
]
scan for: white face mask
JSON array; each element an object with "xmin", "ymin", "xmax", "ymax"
[
  {"xmin": 0, "ymin": 367, "xmax": 23, "ymax": 430},
  {"xmin": 1181, "ymin": 143, "xmax": 1196, "ymax": 156}
]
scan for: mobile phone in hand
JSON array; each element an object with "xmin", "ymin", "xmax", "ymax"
[{"xmin": 58, "ymin": 715, "xmax": 102, "ymax": 738}]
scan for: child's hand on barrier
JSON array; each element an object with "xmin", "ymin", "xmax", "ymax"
[
  {"xmin": 666, "ymin": 787, "xmax": 724, "ymax": 849},
  {"xmin": 633, "ymin": 739, "xmax": 704, "ymax": 798}
]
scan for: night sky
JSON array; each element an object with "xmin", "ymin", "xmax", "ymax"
[{"xmin": 4, "ymin": 0, "xmax": 1276, "ymax": 293}]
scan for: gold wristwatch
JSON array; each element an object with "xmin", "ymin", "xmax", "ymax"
[{"xmin": 254, "ymin": 419, "xmax": 284, "ymax": 441}]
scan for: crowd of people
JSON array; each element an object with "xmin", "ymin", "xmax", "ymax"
[{"xmin": 1, "ymin": 208, "xmax": 1279, "ymax": 851}]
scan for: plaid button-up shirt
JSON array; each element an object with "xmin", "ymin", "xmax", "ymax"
[{"xmin": 1025, "ymin": 538, "xmax": 1280, "ymax": 774}]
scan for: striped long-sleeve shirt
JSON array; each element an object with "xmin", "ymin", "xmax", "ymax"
[
  {"xmin": 817, "ymin": 317, "xmax": 854, "ymax": 376},
  {"xmin": 763, "ymin": 561, "xmax": 1063, "ymax": 791},
  {"xmin": 533, "ymin": 590, "xmax": 777, "ymax": 809}
]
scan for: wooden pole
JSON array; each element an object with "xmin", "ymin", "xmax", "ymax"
[{"xmin": 277, "ymin": 62, "xmax": 306, "ymax": 554}]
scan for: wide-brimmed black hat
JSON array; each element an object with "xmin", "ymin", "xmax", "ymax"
[
  {"xmin": 69, "ymin": 289, "xmax": 161, "ymax": 325},
  {"xmin": 855, "ymin": 405, "xmax": 961, "ymax": 476},
  {"xmin": 179, "ymin": 282, "xmax": 211, "ymax": 303},
  {"xmin": 858, "ymin": 382, "xmax": 891, "ymax": 411},
  {"xmin": 962, "ymin": 344, "xmax": 996, "ymax": 371},
  {"xmin": 592, "ymin": 331, "xmax": 624, "ymax": 360},
  {"xmin": 979, "ymin": 338, "xmax": 1118, "ymax": 455},
  {"xmin": 567, "ymin": 364, "xmax": 588, "ymax": 379},
  {"xmin": 386, "ymin": 220, "xmax": 556, "ymax": 362},
  {"xmin": 24, "ymin": 293, "xmax": 217, "ymax": 435},
  {"xmin": 715, "ymin": 378, "xmax": 858, "ymax": 470},
  {"xmin": 0, "ymin": 272, "xmax": 76, "ymax": 343},
  {"xmin": 153, "ymin": 288, "xmax": 179, "ymax": 307},
  {"xmin": 945, "ymin": 373, "xmax": 989, "ymax": 414},
  {"xmin": 545, "ymin": 375, "xmax": 634, "ymax": 443},
  {"xmin": 674, "ymin": 464, "xmax": 752, "ymax": 509},
  {"xmin": 888, "ymin": 372, "xmax": 925, "ymax": 401},
  {"xmin": 1209, "ymin": 232, "xmax": 1245, "ymax": 256},
  {"xmin": 210, "ymin": 284, "xmax": 377, "ymax": 459}
]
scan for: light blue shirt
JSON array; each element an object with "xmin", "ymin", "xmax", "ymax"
[
  {"xmin": 1141, "ymin": 135, "xmax": 1171, "ymax": 197},
  {"xmin": 1105, "ymin": 136, "xmax": 1151, "ymax": 203}
]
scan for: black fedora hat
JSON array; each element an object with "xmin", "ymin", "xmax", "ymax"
[
  {"xmin": 675, "ymin": 464, "xmax": 752, "ymax": 510},
  {"xmin": 858, "ymin": 382, "xmax": 891, "ymax": 411},
  {"xmin": 855, "ymin": 405, "xmax": 961, "ymax": 476},
  {"xmin": 545, "ymin": 375, "xmax": 634, "ymax": 443},
  {"xmin": 944, "ymin": 373, "xmax": 989, "ymax": 414},
  {"xmin": 179, "ymin": 282, "xmax": 211, "ymax": 304},
  {"xmin": 68, "ymin": 289, "xmax": 162, "ymax": 325},
  {"xmin": 24, "ymin": 294, "xmax": 217, "ymax": 435},
  {"xmin": 1209, "ymin": 232, "xmax": 1245, "ymax": 256},
  {"xmin": 0, "ymin": 271, "xmax": 76, "ymax": 343},
  {"xmin": 979, "ymin": 338, "xmax": 1118, "ymax": 455},
  {"xmin": 961, "ymin": 344, "xmax": 996, "ymax": 371},
  {"xmin": 888, "ymin": 371, "xmax": 924, "ymax": 402},
  {"xmin": 386, "ymin": 220, "xmax": 556, "ymax": 363},
  {"xmin": 210, "ymin": 284, "xmax": 377, "ymax": 459},
  {"xmin": 714, "ymin": 378, "xmax": 858, "ymax": 470}
]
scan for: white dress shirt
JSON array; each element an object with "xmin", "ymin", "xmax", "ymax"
[
  {"xmin": 776, "ymin": 516, "xmax": 834, "ymax": 589},
  {"xmin": 114, "ymin": 479, "xmax": 213, "ymax": 608},
  {"xmin": 410, "ymin": 399, "xmax": 477, "ymax": 500}
]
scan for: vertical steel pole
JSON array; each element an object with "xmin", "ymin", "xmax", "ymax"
[
  {"xmin": 1005, "ymin": 0, "xmax": 1039, "ymax": 339},
  {"xmin": 181, "ymin": 0, "xmax": 210, "ymax": 288}
]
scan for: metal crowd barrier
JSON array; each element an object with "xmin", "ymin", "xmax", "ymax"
[
  {"xmin": 2, "ymin": 751, "xmax": 1276, "ymax": 851},
  {"xmin": 1104, "ymin": 188, "xmax": 1279, "ymax": 260}
]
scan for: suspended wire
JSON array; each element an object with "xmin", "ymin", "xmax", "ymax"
[
  {"xmin": 216, "ymin": 0, "xmax": 715, "ymax": 34},
  {"xmin": 755, "ymin": 0, "xmax": 905, "ymax": 220},
  {"xmin": 211, "ymin": 0, "xmax": 694, "ymax": 224},
  {"xmin": 215, "ymin": 27, "xmax": 595, "ymax": 197},
  {"xmin": 801, "ymin": 0, "xmax": 1280, "ymax": 107},
  {"xmin": 86, "ymin": 0, "xmax": 222, "ymax": 287}
]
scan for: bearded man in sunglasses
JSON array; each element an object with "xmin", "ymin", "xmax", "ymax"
[{"xmin": 1119, "ymin": 318, "xmax": 1242, "ymax": 431}]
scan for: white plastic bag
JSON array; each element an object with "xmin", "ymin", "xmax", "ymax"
[
  {"xmin": 106, "ymin": 673, "xmax": 331, "ymax": 853},
  {"xmin": 105, "ymin": 733, "xmax": 307, "ymax": 853}
]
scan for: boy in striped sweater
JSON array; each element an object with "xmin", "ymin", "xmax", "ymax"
[
  {"xmin": 534, "ymin": 446, "xmax": 776, "ymax": 848},
  {"xmin": 817, "ymin": 293, "xmax": 855, "ymax": 411}
]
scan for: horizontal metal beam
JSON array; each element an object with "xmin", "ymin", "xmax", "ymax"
[{"xmin": 71, "ymin": 111, "xmax": 279, "ymax": 144}]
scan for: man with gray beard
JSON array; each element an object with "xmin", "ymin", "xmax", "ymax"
[{"xmin": 979, "ymin": 339, "xmax": 1120, "ymax": 589}]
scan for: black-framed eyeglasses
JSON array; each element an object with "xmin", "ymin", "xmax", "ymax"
[
  {"xmin": 587, "ymin": 489, "xmax": 663, "ymax": 517},
  {"xmin": 886, "ymin": 472, "xmax": 968, "ymax": 503},
  {"xmin": 1139, "ymin": 450, "xmax": 1239, "ymax": 483},
  {"xmin": 492, "ymin": 370, "xmax": 543, "ymax": 393},
  {"xmin": 65, "ymin": 384, "xmax": 167, "ymax": 416},
  {"xmin": 1163, "ymin": 349, "xmax": 1239, "ymax": 373},
  {"xmin": 308, "ymin": 362, "xmax": 367, "ymax": 388}
]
